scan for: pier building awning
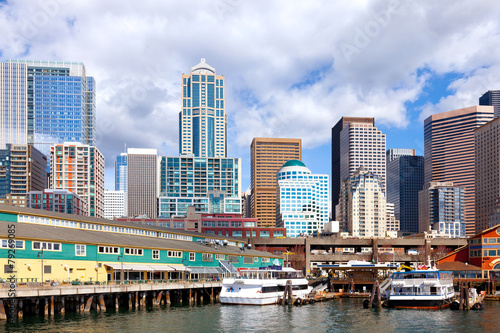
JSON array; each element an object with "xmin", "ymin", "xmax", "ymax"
[
  {"xmin": 186, "ymin": 267, "xmax": 225, "ymax": 274},
  {"xmin": 104, "ymin": 264, "xmax": 177, "ymax": 272}
]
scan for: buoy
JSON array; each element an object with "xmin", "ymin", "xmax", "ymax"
[
  {"xmin": 472, "ymin": 303, "xmax": 483, "ymax": 310},
  {"xmin": 295, "ymin": 298, "xmax": 302, "ymax": 305},
  {"xmin": 363, "ymin": 299, "xmax": 370, "ymax": 309}
]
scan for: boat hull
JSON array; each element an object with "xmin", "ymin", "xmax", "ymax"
[{"xmin": 387, "ymin": 298, "xmax": 452, "ymax": 310}]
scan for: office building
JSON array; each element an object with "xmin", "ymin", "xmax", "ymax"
[
  {"xmin": 158, "ymin": 190, "xmax": 241, "ymax": 218},
  {"xmin": 0, "ymin": 60, "xmax": 95, "ymax": 156},
  {"xmin": 276, "ymin": 160, "xmax": 329, "ymax": 238},
  {"xmin": 127, "ymin": 148, "xmax": 158, "ymax": 218},
  {"xmin": 424, "ymin": 106, "xmax": 494, "ymax": 235},
  {"xmin": 479, "ymin": 90, "xmax": 500, "ymax": 118},
  {"xmin": 386, "ymin": 152, "xmax": 424, "ymax": 233},
  {"xmin": 418, "ymin": 181, "xmax": 465, "ymax": 238},
  {"xmin": 104, "ymin": 190, "xmax": 127, "ymax": 220},
  {"xmin": 27, "ymin": 189, "xmax": 87, "ymax": 215},
  {"xmin": 475, "ymin": 117, "xmax": 500, "ymax": 233},
  {"xmin": 339, "ymin": 167, "xmax": 387, "ymax": 237},
  {"xmin": 0, "ymin": 194, "xmax": 27, "ymax": 207},
  {"xmin": 0, "ymin": 143, "xmax": 47, "ymax": 198},
  {"xmin": 179, "ymin": 59, "xmax": 226, "ymax": 158},
  {"xmin": 332, "ymin": 117, "xmax": 386, "ymax": 218},
  {"xmin": 159, "ymin": 155, "xmax": 240, "ymax": 198},
  {"xmin": 115, "ymin": 153, "xmax": 127, "ymax": 192},
  {"xmin": 250, "ymin": 138, "xmax": 301, "ymax": 227},
  {"xmin": 386, "ymin": 203, "xmax": 399, "ymax": 233},
  {"xmin": 386, "ymin": 148, "xmax": 415, "ymax": 162},
  {"xmin": 49, "ymin": 142, "xmax": 104, "ymax": 218}
]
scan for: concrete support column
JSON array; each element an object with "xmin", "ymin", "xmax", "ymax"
[{"xmin": 304, "ymin": 238, "xmax": 311, "ymax": 275}]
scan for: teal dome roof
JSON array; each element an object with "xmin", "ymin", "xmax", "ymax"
[{"xmin": 282, "ymin": 160, "xmax": 306, "ymax": 168}]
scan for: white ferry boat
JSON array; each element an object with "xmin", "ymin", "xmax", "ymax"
[
  {"xmin": 384, "ymin": 269, "xmax": 455, "ymax": 309},
  {"xmin": 220, "ymin": 266, "xmax": 312, "ymax": 305}
]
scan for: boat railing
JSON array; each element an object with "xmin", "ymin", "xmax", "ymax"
[
  {"xmin": 391, "ymin": 290, "xmax": 442, "ymax": 296},
  {"xmin": 393, "ymin": 278, "xmax": 439, "ymax": 286}
]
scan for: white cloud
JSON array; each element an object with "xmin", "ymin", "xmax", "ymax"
[{"xmin": 1, "ymin": 0, "xmax": 500, "ymax": 189}]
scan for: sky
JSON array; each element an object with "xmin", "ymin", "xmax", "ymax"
[{"xmin": 1, "ymin": 0, "xmax": 500, "ymax": 192}]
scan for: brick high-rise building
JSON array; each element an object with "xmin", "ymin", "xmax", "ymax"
[
  {"xmin": 250, "ymin": 138, "xmax": 301, "ymax": 227},
  {"xmin": 0, "ymin": 143, "xmax": 47, "ymax": 198},
  {"xmin": 127, "ymin": 148, "xmax": 158, "ymax": 219},
  {"xmin": 424, "ymin": 106, "xmax": 494, "ymax": 235},
  {"xmin": 49, "ymin": 142, "xmax": 104, "ymax": 218}
]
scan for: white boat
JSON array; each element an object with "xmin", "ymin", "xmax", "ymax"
[
  {"xmin": 220, "ymin": 267, "xmax": 312, "ymax": 305},
  {"xmin": 384, "ymin": 269, "xmax": 455, "ymax": 309}
]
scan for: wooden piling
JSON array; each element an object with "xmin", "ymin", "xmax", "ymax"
[
  {"xmin": 156, "ymin": 291, "xmax": 163, "ymax": 306},
  {"xmin": 0, "ymin": 300, "xmax": 7, "ymax": 320},
  {"xmin": 166, "ymin": 291, "xmax": 171, "ymax": 305},
  {"xmin": 84, "ymin": 296, "xmax": 93, "ymax": 312},
  {"xmin": 98, "ymin": 295, "xmax": 106, "ymax": 312}
]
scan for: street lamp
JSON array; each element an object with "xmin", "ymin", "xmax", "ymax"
[
  {"xmin": 37, "ymin": 248, "xmax": 44, "ymax": 284},
  {"xmin": 117, "ymin": 252, "xmax": 124, "ymax": 283}
]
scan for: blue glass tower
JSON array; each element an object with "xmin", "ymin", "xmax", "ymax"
[
  {"xmin": 1, "ymin": 60, "xmax": 96, "ymax": 157},
  {"xmin": 115, "ymin": 153, "xmax": 128, "ymax": 192}
]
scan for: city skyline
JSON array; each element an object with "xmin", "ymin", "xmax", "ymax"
[{"xmin": 2, "ymin": 1, "xmax": 500, "ymax": 192}]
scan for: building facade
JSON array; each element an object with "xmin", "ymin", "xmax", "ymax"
[
  {"xmin": 115, "ymin": 153, "xmax": 127, "ymax": 192},
  {"xmin": 479, "ymin": 90, "xmax": 500, "ymax": 118},
  {"xmin": 418, "ymin": 181, "xmax": 465, "ymax": 238},
  {"xmin": 339, "ymin": 167, "xmax": 387, "ymax": 237},
  {"xmin": 276, "ymin": 160, "xmax": 329, "ymax": 238},
  {"xmin": 332, "ymin": 117, "xmax": 378, "ymax": 214},
  {"xmin": 475, "ymin": 117, "xmax": 500, "ymax": 233},
  {"xmin": 159, "ymin": 155, "xmax": 240, "ymax": 198},
  {"xmin": 27, "ymin": 189, "xmax": 87, "ymax": 215},
  {"xmin": 126, "ymin": 148, "xmax": 158, "ymax": 218},
  {"xmin": 104, "ymin": 190, "xmax": 127, "ymax": 220},
  {"xmin": 158, "ymin": 190, "xmax": 241, "ymax": 218},
  {"xmin": 0, "ymin": 143, "xmax": 47, "ymax": 198},
  {"xmin": 179, "ymin": 59, "xmax": 226, "ymax": 158},
  {"xmin": 250, "ymin": 138, "xmax": 301, "ymax": 227},
  {"xmin": 386, "ymin": 148, "xmax": 415, "ymax": 162},
  {"xmin": 386, "ymin": 153, "xmax": 424, "ymax": 233},
  {"xmin": 49, "ymin": 142, "xmax": 104, "ymax": 218},
  {"xmin": 424, "ymin": 106, "xmax": 494, "ymax": 235},
  {"xmin": 0, "ymin": 60, "xmax": 95, "ymax": 156}
]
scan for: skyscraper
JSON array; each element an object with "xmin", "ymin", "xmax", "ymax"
[
  {"xmin": 179, "ymin": 59, "xmax": 226, "ymax": 157},
  {"xmin": 386, "ymin": 149, "xmax": 424, "ymax": 233},
  {"xmin": 276, "ymin": 160, "xmax": 329, "ymax": 237},
  {"xmin": 339, "ymin": 167, "xmax": 387, "ymax": 237},
  {"xmin": 0, "ymin": 144, "xmax": 47, "ymax": 197},
  {"xmin": 127, "ymin": 148, "xmax": 158, "ymax": 218},
  {"xmin": 250, "ymin": 138, "xmax": 301, "ymax": 227},
  {"xmin": 115, "ymin": 153, "xmax": 127, "ymax": 192},
  {"xmin": 418, "ymin": 181, "xmax": 465, "ymax": 238},
  {"xmin": 479, "ymin": 90, "xmax": 500, "ymax": 118},
  {"xmin": 475, "ymin": 117, "xmax": 500, "ymax": 233},
  {"xmin": 424, "ymin": 106, "xmax": 494, "ymax": 235},
  {"xmin": 104, "ymin": 190, "xmax": 127, "ymax": 220},
  {"xmin": 332, "ymin": 117, "xmax": 386, "ymax": 218},
  {"xmin": 49, "ymin": 142, "xmax": 104, "ymax": 218},
  {"xmin": 0, "ymin": 60, "xmax": 96, "ymax": 156}
]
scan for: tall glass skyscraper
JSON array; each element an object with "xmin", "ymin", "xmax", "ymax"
[
  {"xmin": 179, "ymin": 59, "xmax": 226, "ymax": 157},
  {"xmin": 0, "ymin": 60, "xmax": 96, "ymax": 157},
  {"xmin": 115, "ymin": 153, "xmax": 128, "ymax": 192}
]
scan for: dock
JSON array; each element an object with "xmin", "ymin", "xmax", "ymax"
[{"xmin": 0, "ymin": 281, "xmax": 222, "ymax": 321}]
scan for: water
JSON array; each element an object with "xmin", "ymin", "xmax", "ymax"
[{"xmin": 2, "ymin": 298, "xmax": 500, "ymax": 333}]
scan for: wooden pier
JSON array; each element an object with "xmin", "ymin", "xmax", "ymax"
[{"xmin": 0, "ymin": 281, "xmax": 222, "ymax": 321}]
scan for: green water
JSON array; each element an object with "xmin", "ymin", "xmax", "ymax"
[{"xmin": 2, "ymin": 298, "xmax": 500, "ymax": 332}]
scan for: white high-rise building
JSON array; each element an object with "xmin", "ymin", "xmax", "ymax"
[
  {"xmin": 104, "ymin": 190, "xmax": 127, "ymax": 220},
  {"xmin": 179, "ymin": 59, "xmax": 227, "ymax": 158},
  {"xmin": 339, "ymin": 119, "xmax": 386, "ymax": 194},
  {"xmin": 276, "ymin": 160, "xmax": 329, "ymax": 238},
  {"xmin": 339, "ymin": 167, "xmax": 387, "ymax": 237}
]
